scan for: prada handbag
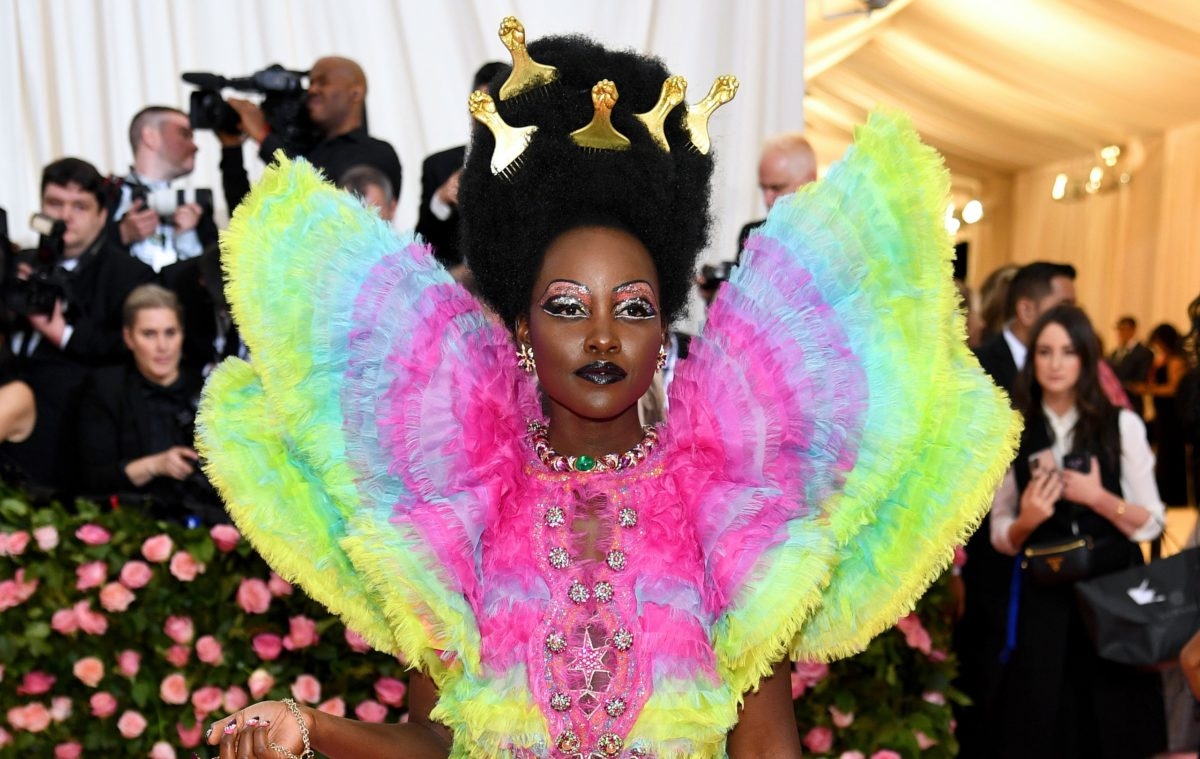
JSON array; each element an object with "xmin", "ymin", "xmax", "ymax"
[
  {"xmin": 1075, "ymin": 546, "xmax": 1200, "ymax": 668},
  {"xmin": 1022, "ymin": 535, "xmax": 1094, "ymax": 586}
]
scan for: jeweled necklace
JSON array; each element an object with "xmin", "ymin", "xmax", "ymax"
[{"xmin": 528, "ymin": 420, "xmax": 658, "ymax": 473}]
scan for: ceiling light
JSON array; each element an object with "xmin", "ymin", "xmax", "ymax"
[
  {"xmin": 1052, "ymin": 174, "xmax": 1068, "ymax": 200},
  {"xmin": 962, "ymin": 200, "xmax": 983, "ymax": 224}
]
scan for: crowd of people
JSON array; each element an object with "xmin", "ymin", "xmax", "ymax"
[{"xmin": 1, "ymin": 26, "xmax": 1197, "ymax": 757}]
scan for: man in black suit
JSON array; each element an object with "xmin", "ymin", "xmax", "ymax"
[
  {"xmin": 1108, "ymin": 315, "xmax": 1154, "ymax": 415},
  {"xmin": 414, "ymin": 62, "xmax": 508, "ymax": 272},
  {"xmin": 954, "ymin": 260, "xmax": 1076, "ymax": 758},
  {"xmin": 2, "ymin": 158, "xmax": 156, "ymax": 494}
]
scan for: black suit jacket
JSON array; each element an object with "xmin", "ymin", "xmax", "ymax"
[
  {"xmin": 973, "ymin": 331, "xmax": 1019, "ymax": 396},
  {"xmin": 1108, "ymin": 342, "xmax": 1154, "ymax": 384},
  {"xmin": 415, "ymin": 145, "xmax": 466, "ymax": 268},
  {"xmin": 736, "ymin": 219, "xmax": 764, "ymax": 262}
]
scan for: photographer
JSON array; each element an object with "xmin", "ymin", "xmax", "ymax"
[
  {"xmin": 77, "ymin": 284, "xmax": 224, "ymax": 525},
  {"xmin": 113, "ymin": 106, "xmax": 217, "ymax": 272},
  {"xmin": 2, "ymin": 158, "xmax": 155, "ymax": 493},
  {"xmin": 218, "ymin": 56, "xmax": 402, "ymax": 211}
]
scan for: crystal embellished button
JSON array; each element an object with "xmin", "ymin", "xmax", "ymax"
[
  {"xmin": 556, "ymin": 730, "xmax": 581, "ymax": 752},
  {"xmin": 568, "ymin": 581, "xmax": 590, "ymax": 604},
  {"xmin": 597, "ymin": 732, "xmax": 623, "ymax": 756},
  {"xmin": 629, "ymin": 745, "xmax": 649, "ymax": 757},
  {"xmin": 612, "ymin": 628, "xmax": 634, "ymax": 651},
  {"xmin": 605, "ymin": 696, "xmax": 626, "ymax": 717},
  {"xmin": 545, "ymin": 631, "xmax": 567, "ymax": 653},
  {"xmin": 618, "ymin": 507, "xmax": 638, "ymax": 528},
  {"xmin": 548, "ymin": 547, "xmax": 570, "ymax": 569},
  {"xmin": 606, "ymin": 549, "xmax": 626, "ymax": 571},
  {"xmin": 550, "ymin": 692, "xmax": 571, "ymax": 712},
  {"xmin": 594, "ymin": 580, "xmax": 614, "ymax": 603},
  {"xmin": 545, "ymin": 506, "xmax": 566, "ymax": 528}
]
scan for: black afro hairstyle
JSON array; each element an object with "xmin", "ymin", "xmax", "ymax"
[{"xmin": 459, "ymin": 34, "xmax": 715, "ymax": 329}]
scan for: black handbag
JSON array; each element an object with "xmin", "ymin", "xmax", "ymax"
[
  {"xmin": 1074, "ymin": 546, "xmax": 1200, "ymax": 668},
  {"xmin": 1022, "ymin": 535, "xmax": 1094, "ymax": 586}
]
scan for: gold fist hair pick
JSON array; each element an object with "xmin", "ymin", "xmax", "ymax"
[
  {"xmin": 498, "ymin": 16, "xmax": 560, "ymax": 100},
  {"xmin": 635, "ymin": 75, "xmax": 688, "ymax": 152},
  {"xmin": 570, "ymin": 80, "xmax": 632, "ymax": 151},
  {"xmin": 685, "ymin": 75, "xmax": 739, "ymax": 155},
  {"xmin": 469, "ymin": 90, "xmax": 537, "ymax": 177}
]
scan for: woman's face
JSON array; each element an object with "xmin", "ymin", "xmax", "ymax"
[
  {"xmin": 1033, "ymin": 321, "xmax": 1081, "ymax": 399},
  {"xmin": 123, "ymin": 306, "xmax": 183, "ymax": 386},
  {"xmin": 516, "ymin": 226, "xmax": 665, "ymax": 426}
]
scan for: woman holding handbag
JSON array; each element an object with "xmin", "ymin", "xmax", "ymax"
[{"xmin": 989, "ymin": 304, "xmax": 1167, "ymax": 758}]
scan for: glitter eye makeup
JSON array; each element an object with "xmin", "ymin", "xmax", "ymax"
[
  {"xmin": 540, "ymin": 280, "xmax": 593, "ymax": 318},
  {"xmin": 612, "ymin": 281, "xmax": 658, "ymax": 320}
]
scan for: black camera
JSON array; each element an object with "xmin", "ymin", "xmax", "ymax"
[
  {"xmin": 1, "ymin": 212, "xmax": 68, "ymax": 317},
  {"xmin": 699, "ymin": 261, "xmax": 735, "ymax": 291},
  {"xmin": 183, "ymin": 65, "xmax": 323, "ymax": 156},
  {"xmin": 128, "ymin": 183, "xmax": 214, "ymax": 220}
]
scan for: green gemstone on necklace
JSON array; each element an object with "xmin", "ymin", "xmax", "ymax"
[{"xmin": 574, "ymin": 455, "xmax": 596, "ymax": 472}]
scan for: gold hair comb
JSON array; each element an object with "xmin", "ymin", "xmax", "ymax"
[
  {"xmin": 684, "ymin": 75, "xmax": 739, "ymax": 155},
  {"xmin": 469, "ymin": 91, "xmax": 537, "ymax": 176},
  {"xmin": 497, "ymin": 17, "xmax": 559, "ymax": 100},
  {"xmin": 634, "ymin": 75, "xmax": 687, "ymax": 152},
  {"xmin": 570, "ymin": 80, "xmax": 631, "ymax": 151}
]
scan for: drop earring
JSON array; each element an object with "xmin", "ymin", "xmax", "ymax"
[{"xmin": 517, "ymin": 343, "xmax": 537, "ymax": 374}]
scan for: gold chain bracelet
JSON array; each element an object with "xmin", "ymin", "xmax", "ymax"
[{"xmin": 268, "ymin": 698, "xmax": 314, "ymax": 759}]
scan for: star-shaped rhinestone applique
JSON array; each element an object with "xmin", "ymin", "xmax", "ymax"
[{"xmin": 567, "ymin": 633, "xmax": 612, "ymax": 693}]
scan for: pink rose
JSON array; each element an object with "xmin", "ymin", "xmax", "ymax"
[
  {"xmin": 191, "ymin": 685, "xmax": 223, "ymax": 717},
  {"xmin": 177, "ymin": 720, "xmax": 203, "ymax": 748},
  {"xmin": 374, "ymin": 677, "xmax": 407, "ymax": 707},
  {"xmin": 896, "ymin": 613, "xmax": 932, "ymax": 654},
  {"xmin": 915, "ymin": 731, "xmax": 938, "ymax": 750},
  {"xmin": 117, "ymin": 650, "xmax": 141, "ymax": 678},
  {"xmin": 90, "ymin": 691, "xmax": 118, "ymax": 718},
  {"xmin": 33, "ymin": 525, "xmax": 59, "ymax": 551},
  {"xmin": 169, "ymin": 551, "xmax": 203, "ymax": 581},
  {"xmin": 928, "ymin": 648, "xmax": 947, "ymax": 662},
  {"xmin": 73, "ymin": 656, "xmax": 105, "ymax": 687},
  {"xmin": 236, "ymin": 578, "xmax": 272, "ymax": 614},
  {"xmin": 317, "ymin": 696, "xmax": 346, "ymax": 717},
  {"xmin": 163, "ymin": 615, "xmax": 195, "ymax": 644},
  {"xmin": 51, "ymin": 608, "xmax": 79, "ymax": 635},
  {"xmin": 209, "ymin": 524, "xmax": 240, "ymax": 552},
  {"xmin": 54, "ymin": 742, "xmax": 82, "ymax": 759},
  {"xmin": 99, "ymin": 582, "xmax": 135, "ymax": 612},
  {"xmin": 7, "ymin": 702, "xmax": 51, "ymax": 732},
  {"xmin": 141, "ymin": 534, "xmax": 174, "ymax": 563},
  {"xmin": 840, "ymin": 753, "xmax": 866, "ymax": 759},
  {"xmin": 0, "ymin": 530, "xmax": 29, "ymax": 556},
  {"xmin": 50, "ymin": 696, "xmax": 71, "ymax": 722},
  {"xmin": 72, "ymin": 600, "xmax": 108, "ymax": 635},
  {"xmin": 953, "ymin": 544, "xmax": 968, "ymax": 568},
  {"xmin": 75, "ymin": 560, "xmax": 108, "ymax": 590},
  {"xmin": 147, "ymin": 742, "xmax": 176, "ymax": 759},
  {"xmin": 118, "ymin": 560, "xmax": 153, "ymax": 589},
  {"xmin": 354, "ymin": 699, "xmax": 388, "ymax": 723},
  {"xmin": 790, "ymin": 669, "xmax": 806, "ymax": 699},
  {"xmin": 247, "ymin": 669, "xmax": 276, "ymax": 700},
  {"xmin": 344, "ymin": 628, "xmax": 372, "ymax": 653},
  {"xmin": 0, "ymin": 568, "xmax": 39, "ymax": 610},
  {"xmin": 268, "ymin": 572, "xmax": 293, "ymax": 597},
  {"xmin": 196, "ymin": 635, "xmax": 224, "ymax": 665},
  {"xmin": 922, "ymin": 691, "xmax": 946, "ymax": 706},
  {"xmin": 0, "ymin": 726, "xmax": 10, "ymax": 747},
  {"xmin": 291, "ymin": 674, "xmax": 322, "ymax": 704},
  {"xmin": 165, "ymin": 645, "xmax": 191, "ymax": 668},
  {"xmin": 283, "ymin": 615, "xmax": 319, "ymax": 650},
  {"xmin": 223, "ymin": 686, "xmax": 248, "ymax": 713},
  {"xmin": 160, "ymin": 673, "xmax": 189, "ymax": 705},
  {"xmin": 830, "ymin": 705, "xmax": 855, "ymax": 728},
  {"xmin": 870, "ymin": 752, "xmax": 902, "ymax": 759},
  {"xmin": 252, "ymin": 633, "xmax": 283, "ymax": 661},
  {"xmin": 803, "ymin": 726, "xmax": 834, "ymax": 754},
  {"xmin": 17, "ymin": 671, "xmax": 56, "ymax": 695},
  {"xmin": 75, "ymin": 523, "xmax": 111, "ymax": 545}
]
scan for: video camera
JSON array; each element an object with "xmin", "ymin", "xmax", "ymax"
[
  {"xmin": 0, "ymin": 211, "xmax": 68, "ymax": 317},
  {"xmin": 183, "ymin": 64, "xmax": 323, "ymax": 156}
]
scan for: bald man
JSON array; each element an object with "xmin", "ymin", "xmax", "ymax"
[
  {"xmin": 735, "ymin": 132, "xmax": 817, "ymax": 255},
  {"xmin": 219, "ymin": 56, "xmax": 402, "ymax": 211}
]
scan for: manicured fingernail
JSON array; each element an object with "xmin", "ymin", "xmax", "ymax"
[
  {"xmin": 224, "ymin": 722, "xmax": 237, "ymax": 734},
  {"xmin": 246, "ymin": 716, "xmax": 260, "ymax": 726},
  {"xmin": 260, "ymin": 720, "xmax": 271, "ymax": 727},
  {"xmin": 204, "ymin": 726, "xmax": 213, "ymax": 740}
]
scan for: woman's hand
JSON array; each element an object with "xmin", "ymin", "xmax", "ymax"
[
  {"xmin": 1061, "ymin": 457, "xmax": 1105, "ymax": 509},
  {"xmin": 1017, "ymin": 472, "xmax": 1060, "ymax": 531},
  {"xmin": 206, "ymin": 700, "xmax": 313, "ymax": 758}
]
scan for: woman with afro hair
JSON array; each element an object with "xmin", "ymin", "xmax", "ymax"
[{"xmin": 200, "ymin": 18, "xmax": 1019, "ymax": 759}]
